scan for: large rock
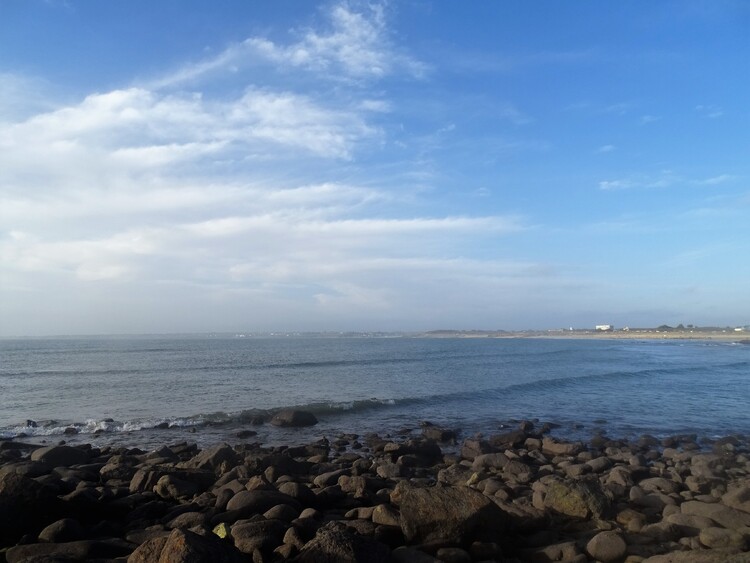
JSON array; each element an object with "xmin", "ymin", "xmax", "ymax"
[
  {"xmin": 681, "ymin": 500, "xmax": 750, "ymax": 530},
  {"xmin": 471, "ymin": 453, "xmax": 510, "ymax": 471},
  {"xmin": 699, "ymin": 526, "xmax": 747, "ymax": 549},
  {"xmin": 38, "ymin": 518, "xmax": 85, "ymax": 543},
  {"xmin": 231, "ymin": 518, "xmax": 287, "ymax": 554},
  {"xmin": 295, "ymin": 521, "xmax": 392, "ymax": 563},
  {"xmin": 541, "ymin": 437, "xmax": 582, "ymax": 457},
  {"xmin": 642, "ymin": 549, "xmax": 750, "ymax": 562},
  {"xmin": 225, "ymin": 489, "xmax": 301, "ymax": 517},
  {"xmin": 154, "ymin": 474, "xmax": 201, "ymax": 500},
  {"xmin": 0, "ymin": 472, "xmax": 62, "ymax": 545},
  {"xmin": 6, "ymin": 539, "xmax": 133, "ymax": 563},
  {"xmin": 100, "ymin": 455, "xmax": 140, "ymax": 481},
  {"xmin": 180, "ymin": 443, "xmax": 240, "ymax": 473},
  {"xmin": 421, "ymin": 426, "xmax": 457, "ymax": 443},
  {"xmin": 543, "ymin": 477, "xmax": 611, "ymax": 520},
  {"xmin": 270, "ymin": 410, "xmax": 318, "ymax": 427},
  {"xmin": 128, "ymin": 528, "xmax": 246, "ymax": 563},
  {"xmin": 129, "ymin": 466, "xmax": 214, "ymax": 494},
  {"xmin": 30, "ymin": 445, "xmax": 90, "ymax": 467},
  {"xmin": 586, "ymin": 531, "xmax": 627, "ymax": 563},
  {"xmin": 398, "ymin": 483, "xmax": 508, "ymax": 546},
  {"xmin": 722, "ymin": 485, "xmax": 750, "ymax": 514}
]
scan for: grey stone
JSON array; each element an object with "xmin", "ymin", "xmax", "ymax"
[
  {"xmin": 398, "ymin": 483, "xmax": 507, "ymax": 545},
  {"xmin": 586, "ymin": 531, "xmax": 627, "ymax": 563}
]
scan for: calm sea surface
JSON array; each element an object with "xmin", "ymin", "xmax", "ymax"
[{"xmin": 1, "ymin": 336, "xmax": 748, "ymax": 449}]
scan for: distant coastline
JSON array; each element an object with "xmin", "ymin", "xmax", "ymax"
[{"xmin": 419, "ymin": 328, "xmax": 750, "ymax": 342}]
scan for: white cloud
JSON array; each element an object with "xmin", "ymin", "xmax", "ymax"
[
  {"xmin": 639, "ymin": 114, "xmax": 661, "ymax": 125},
  {"xmin": 695, "ymin": 104, "xmax": 724, "ymax": 118},
  {"xmin": 155, "ymin": 1, "xmax": 426, "ymax": 87},
  {"xmin": 595, "ymin": 144, "xmax": 615, "ymax": 153},
  {"xmin": 698, "ymin": 174, "xmax": 735, "ymax": 185},
  {"xmin": 0, "ymin": 86, "xmax": 375, "ymax": 200},
  {"xmin": 599, "ymin": 171, "xmax": 677, "ymax": 191},
  {"xmin": 359, "ymin": 99, "xmax": 391, "ymax": 112}
]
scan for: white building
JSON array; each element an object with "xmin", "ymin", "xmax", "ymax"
[{"xmin": 595, "ymin": 324, "xmax": 614, "ymax": 331}]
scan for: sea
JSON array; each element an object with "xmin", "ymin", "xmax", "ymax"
[{"xmin": 1, "ymin": 335, "xmax": 748, "ymax": 451}]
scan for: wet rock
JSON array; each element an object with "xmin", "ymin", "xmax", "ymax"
[
  {"xmin": 421, "ymin": 426, "xmax": 457, "ymax": 443},
  {"xmin": 490, "ymin": 429, "xmax": 529, "ymax": 449},
  {"xmin": 270, "ymin": 410, "xmax": 318, "ymax": 427}
]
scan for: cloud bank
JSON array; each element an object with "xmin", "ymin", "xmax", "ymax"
[{"xmin": 0, "ymin": 1, "xmax": 545, "ymax": 335}]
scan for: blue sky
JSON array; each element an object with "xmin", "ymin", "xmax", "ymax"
[{"xmin": 1, "ymin": 1, "xmax": 748, "ymax": 335}]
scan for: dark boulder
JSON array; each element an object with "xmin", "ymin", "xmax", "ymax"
[
  {"xmin": 0, "ymin": 472, "xmax": 62, "ymax": 545},
  {"xmin": 30, "ymin": 445, "xmax": 90, "ymax": 467},
  {"xmin": 397, "ymin": 483, "xmax": 508, "ymax": 546},
  {"xmin": 128, "ymin": 528, "xmax": 246, "ymax": 563},
  {"xmin": 295, "ymin": 521, "xmax": 392, "ymax": 563},
  {"xmin": 271, "ymin": 410, "xmax": 319, "ymax": 427}
]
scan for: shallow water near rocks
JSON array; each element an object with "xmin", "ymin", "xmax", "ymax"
[{"xmin": 1, "ymin": 336, "xmax": 748, "ymax": 450}]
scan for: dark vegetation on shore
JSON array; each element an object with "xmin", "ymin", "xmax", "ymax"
[{"xmin": 1, "ymin": 411, "xmax": 749, "ymax": 562}]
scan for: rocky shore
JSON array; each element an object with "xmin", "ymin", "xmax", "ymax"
[{"xmin": 1, "ymin": 413, "xmax": 749, "ymax": 562}]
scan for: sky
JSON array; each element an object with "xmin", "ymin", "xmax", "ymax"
[{"xmin": 1, "ymin": 1, "xmax": 749, "ymax": 336}]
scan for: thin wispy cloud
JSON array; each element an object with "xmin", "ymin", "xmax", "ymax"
[
  {"xmin": 639, "ymin": 114, "xmax": 661, "ymax": 125},
  {"xmin": 598, "ymin": 170, "xmax": 677, "ymax": 191},
  {"xmin": 154, "ymin": 1, "xmax": 426, "ymax": 88},
  {"xmin": 698, "ymin": 174, "xmax": 735, "ymax": 185},
  {"xmin": 695, "ymin": 104, "xmax": 724, "ymax": 118}
]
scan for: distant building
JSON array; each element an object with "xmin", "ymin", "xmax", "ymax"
[{"xmin": 595, "ymin": 324, "xmax": 614, "ymax": 331}]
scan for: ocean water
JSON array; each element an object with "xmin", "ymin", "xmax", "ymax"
[{"xmin": 1, "ymin": 336, "xmax": 748, "ymax": 450}]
